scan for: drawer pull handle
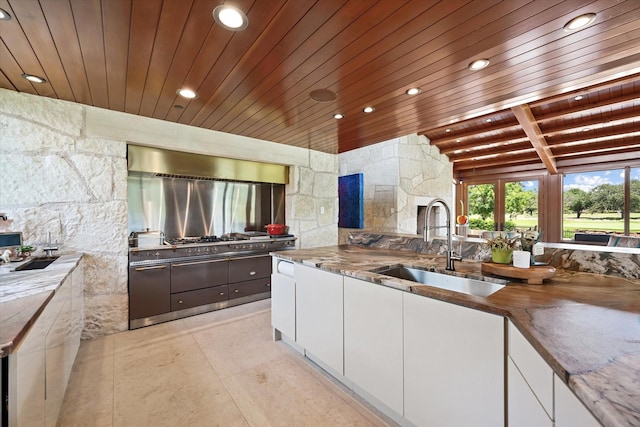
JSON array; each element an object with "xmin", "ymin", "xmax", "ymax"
[
  {"xmin": 249, "ymin": 271, "xmax": 256, "ymax": 276},
  {"xmin": 134, "ymin": 265, "xmax": 167, "ymax": 271},
  {"xmin": 219, "ymin": 292, "xmax": 225, "ymax": 296},
  {"xmin": 266, "ymin": 283, "xmax": 271, "ymax": 287},
  {"xmin": 234, "ymin": 289, "xmax": 239, "ymax": 293},
  {"xmin": 178, "ymin": 300, "xmax": 183, "ymax": 304}
]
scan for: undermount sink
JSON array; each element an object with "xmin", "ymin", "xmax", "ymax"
[
  {"xmin": 14, "ymin": 256, "xmax": 59, "ymax": 271},
  {"xmin": 377, "ymin": 266, "xmax": 504, "ymax": 297}
]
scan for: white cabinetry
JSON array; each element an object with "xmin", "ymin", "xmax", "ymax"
[
  {"xmin": 343, "ymin": 277, "xmax": 403, "ymax": 415},
  {"xmin": 554, "ymin": 374, "xmax": 601, "ymax": 427},
  {"xmin": 508, "ymin": 320, "xmax": 601, "ymax": 427},
  {"xmin": 294, "ymin": 263, "xmax": 344, "ymax": 375},
  {"xmin": 271, "ymin": 258, "xmax": 296, "ymax": 340},
  {"xmin": 403, "ymin": 291, "xmax": 504, "ymax": 427},
  {"xmin": 508, "ymin": 357, "xmax": 553, "ymax": 427},
  {"xmin": 8, "ymin": 259, "xmax": 84, "ymax": 427},
  {"xmin": 508, "ymin": 321, "xmax": 554, "ymax": 427}
]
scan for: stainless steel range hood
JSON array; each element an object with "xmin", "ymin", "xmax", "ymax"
[{"xmin": 127, "ymin": 145, "xmax": 289, "ymax": 184}]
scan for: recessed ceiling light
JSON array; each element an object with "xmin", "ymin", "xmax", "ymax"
[
  {"xmin": 563, "ymin": 13, "xmax": 596, "ymax": 32},
  {"xmin": 455, "ymin": 139, "xmax": 461, "ymax": 143},
  {"xmin": 363, "ymin": 106, "xmax": 375, "ymax": 113},
  {"xmin": 177, "ymin": 88, "xmax": 197, "ymax": 99},
  {"xmin": 486, "ymin": 118, "xmax": 492, "ymax": 123},
  {"xmin": 309, "ymin": 88, "xmax": 337, "ymax": 102},
  {"xmin": 468, "ymin": 59, "xmax": 490, "ymax": 71},
  {"xmin": 0, "ymin": 8, "xmax": 11, "ymax": 20},
  {"xmin": 213, "ymin": 5, "xmax": 248, "ymax": 31},
  {"xmin": 21, "ymin": 73, "xmax": 46, "ymax": 83},
  {"xmin": 574, "ymin": 95, "xmax": 583, "ymax": 101},
  {"xmin": 333, "ymin": 113, "xmax": 344, "ymax": 120},
  {"xmin": 406, "ymin": 88, "xmax": 421, "ymax": 96},
  {"xmin": 445, "ymin": 129, "xmax": 451, "ymax": 133}
]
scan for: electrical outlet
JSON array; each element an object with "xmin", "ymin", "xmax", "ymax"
[
  {"xmin": 532, "ymin": 243, "xmax": 544, "ymax": 256},
  {"xmin": 320, "ymin": 206, "xmax": 325, "ymax": 214}
]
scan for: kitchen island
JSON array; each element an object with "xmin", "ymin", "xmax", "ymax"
[{"xmin": 271, "ymin": 245, "xmax": 639, "ymax": 427}]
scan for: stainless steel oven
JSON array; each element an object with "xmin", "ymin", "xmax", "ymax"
[{"xmin": 128, "ymin": 234, "xmax": 295, "ymax": 329}]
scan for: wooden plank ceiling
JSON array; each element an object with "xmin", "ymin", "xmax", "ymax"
[{"xmin": 1, "ymin": 0, "xmax": 639, "ymax": 175}]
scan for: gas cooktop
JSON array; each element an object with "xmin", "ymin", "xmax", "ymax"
[{"xmin": 164, "ymin": 235, "xmax": 244, "ymax": 245}]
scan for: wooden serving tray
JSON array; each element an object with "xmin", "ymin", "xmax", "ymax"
[{"xmin": 481, "ymin": 262, "xmax": 556, "ymax": 285}]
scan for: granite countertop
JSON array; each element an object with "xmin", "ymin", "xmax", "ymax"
[
  {"xmin": 271, "ymin": 245, "xmax": 640, "ymax": 427},
  {"xmin": 0, "ymin": 253, "xmax": 83, "ymax": 357}
]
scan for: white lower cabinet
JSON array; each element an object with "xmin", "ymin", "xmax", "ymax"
[
  {"xmin": 403, "ymin": 291, "xmax": 504, "ymax": 427},
  {"xmin": 554, "ymin": 374, "xmax": 601, "ymax": 427},
  {"xmin": 508, "ymin": 357, "xmax": 553, "ymax": 427},
  {"xmin": 294, "ymin": 263, "xmax": 344, "ymax": 375},
  {"xmin": 508, "ymin": 320, "xmax": 601, "ymax": 427},
  {"xmin": 271, "ymin": 259, "xmax": 296, "ymax": 340},
  {"xmin": 8, "ymin": 259, "xmax": 84, "ymax": 427},
  {"xmin": 343, "ymin": 277, "xmax": 403, "ymax": 415}
]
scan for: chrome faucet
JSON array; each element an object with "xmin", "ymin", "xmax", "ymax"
[
  {"xmin": 43, "ymin": 232, "xmax": 59, "ymax": 257},
  {"xmin": 424, "ymin": 198, "xmax": 462, "ymax": 271}
]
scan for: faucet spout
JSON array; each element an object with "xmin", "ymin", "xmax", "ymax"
[{"xmin": 423, "ymin": 198, "xmax": 460, "ymax": 271}]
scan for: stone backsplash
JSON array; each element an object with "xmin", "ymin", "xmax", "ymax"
[{"xmin": 348, "ymin": 232, "xmax": 640, "ymax": 280}]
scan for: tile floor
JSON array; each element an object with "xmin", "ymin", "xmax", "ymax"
[{"xmin": 58, "ymin": 299, "xmax": 396, "ymax": 426}]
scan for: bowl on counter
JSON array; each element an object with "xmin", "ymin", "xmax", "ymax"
[{"xmin": 265, "ymin": 224, "xmax": 287, "ymax": 235}]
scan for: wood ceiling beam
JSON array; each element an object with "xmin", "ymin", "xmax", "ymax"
[
  {"xmin": 437, "ymin": 134, "xmax": 528, "ymax": 155},
  {"xmin": 511, "ymin": 104, "xmax": 558, "ymax": 175},
  {"xmin": 547, "ymin": 123, "xmax": 640, "ymax": 147},
  {"xmin": 421, "ymin": 121, "xmax": 521, "ymax": 144},
  {"xmin": 534, "ymin": 91, "xmax": 640, "ymax": 123},
  {"xmin": 453, "ymin": 153, "xmax": 541, "ymax": 171},
  {"xmin": 528, "ymin": 73, "xmax": 640, "ymax": 107},
  {"xmin": 447, "ymin": 143, "xmax": 534, "ymax": 162},
  {"xmin": 540, "ymin": 108, "xmax": 640, "ymax": 135}
]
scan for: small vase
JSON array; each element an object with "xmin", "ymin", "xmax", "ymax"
[{"xmin": 491, "ymin": 248, "xmax": 513, "ymax": 264}]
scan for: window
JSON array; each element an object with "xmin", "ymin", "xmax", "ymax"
[
  {"xmin": 463, "ymin": 179, "xmax": 539, "ymax": 234},
  {"xmin": 562, "ymin": 167, "xmax": 639, "ymax": 242}
]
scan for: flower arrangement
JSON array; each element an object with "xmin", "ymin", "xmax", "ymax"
[
  {"xmin": 520, "ymin": 230, "xmax": 541, "ymax": 252},
  {"xmin": 484, "ymin": 235, "xmax": 518, "ymax": 251},
  {"xmin": 484, "ymin": 235, "xmax": 518, "ymax": 264}
]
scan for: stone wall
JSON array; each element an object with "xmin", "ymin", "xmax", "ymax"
[
  {"xmin": 338, "ymin": 134, "xmax": 453, "ymax": 243},
  {"xmin": 0, "ymin": 90, "xmax": 129, "ymax": 338},
  {"xmin": 0, "ymin": 89, "xmax": 338, "ymax": 338}
]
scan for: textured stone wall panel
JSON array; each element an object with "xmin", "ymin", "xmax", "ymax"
[
  {"xmin": 82, "ymin": 294, "xmax": 129, "ymax": 339},
  {"xmin": 0, "ymin": 115, "xmax": 76, "ymax": 153},
  {"xmin": 0, "ymin": 90, "xmax": 83, "ymax": 136},
  {"xmin": 0, "ymin": 154, "xmax": 93, "ymax": 205},
  {"xmin": 313, "ymin": 172, "xmax": 337, "ymax": 198},
  {"xmin": 62, "ymin": 201, "xmax": 128, "ymax": 253},
  {"xmin": 83, "ymin": 254, "xmax": 129, "ymax": 295}
]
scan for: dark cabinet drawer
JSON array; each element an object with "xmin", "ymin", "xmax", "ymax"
[
  {"xmin": 229, "ymin": 278, "xmax": 271, "ymax": 300},
  {"xmin": 171, "ymin": 258, "xmax": 229, "ymax": 293},
  {"xmin": 129, "ymin": 264, "xmax": 171, "ymax": 320},
  {"xmin": 229, "ymin": 255, "xmax": 272, "ymax": 283},
  {"xmin": 171, "ymin": 285, "xmax": 228, "ymax": 311}
]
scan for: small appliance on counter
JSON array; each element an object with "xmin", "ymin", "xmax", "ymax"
[{"xmin": 128, "ymin": 230, "xmax": 165, "ymax": 248}]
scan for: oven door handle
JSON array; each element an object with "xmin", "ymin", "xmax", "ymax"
[
  {"xmin": 134, "ymin": 265, "xmax": 167, "ymax": 272},
  {"xmin": 229, "ymin": 254, "xmax": 269, "ymax": 261},
  {"xmin": 172, "ymin": 259, "xmax": 227, "ymax": 267}
]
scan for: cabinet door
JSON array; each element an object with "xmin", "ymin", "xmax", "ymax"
[
  {"xmin": 295, "ymin": 263, "xmax": 343, "ymax": 375},
  {"xmin": 508, "ymin": 321, "xmax": 554, "ymax": 417},
  {"xmin": 271, "ymin": 271, "xmax": 295, "ymax": 340},
  {"xmin": 508, "ymin": 357, "xmax": 553, "ymax": 427},
  {"xmin": 45, "ymin": 280, "xmax": 71, "ymax": 427},
  {"xmin": 344, "ymin": 277, "xmax": 403, "ymax": 415},
  {"xmin": 8, "ymin": 301, "xmax": 50, "ymax": 427},
  {"xmin": 129, "ymin": 264, "xmax": 171, "ymax": 319},
  {"xmin": 171, "ymin": 258, "xmax": 228, "ymax": 292},
  {"xmin": 229, "ymin": 277, "xmax": 271, "ymax": 299},
  {"xmin": 403, "ymin": 292, "xmax": 504, "ymax": 427},
  {"xmin": 554, "ymin": 374, "xmax": 600, "ymax": 427},
  {"xmin": 229, "ymin": 254, "xmax": 272, "ymax": 283}
]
